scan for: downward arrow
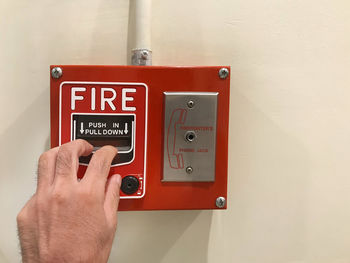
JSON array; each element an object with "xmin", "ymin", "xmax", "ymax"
[
  {"xmin": 124, "ymin": 123, "xmax": 128, "ymax": 134},
  {"xmin": 80, "ymin": 123, "xmax": 84, "ymax": 134}
]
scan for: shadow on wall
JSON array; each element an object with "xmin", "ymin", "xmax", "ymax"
[
  {"xmin": 110, "ymin": 210, "xmax": 212, "ymax": 263},
  {"xmin": 126, "ymin": 0, "xmax": 136, "ymax": 65},
  {"xmin": 0, "ymin": 88, "xmax": 51, "ymax": 191},
  {"xmin": 0, "ymin": 249, "xmax": 8, "ymax": 263},
  {"xmin": 85, "ymin": 0, "xmax": 129, "ymax": 65},
  {"xmin": 223, "ymin": 82, "xmax": 309, "ymax": 262},
  {"xmin": 0, "ymin": 89, "xmax": 50, "ymax": 262}
]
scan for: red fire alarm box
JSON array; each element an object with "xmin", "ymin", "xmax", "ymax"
[{"xmin": 50, "ymin": 65, "xmax": 230, "ymax": 210}]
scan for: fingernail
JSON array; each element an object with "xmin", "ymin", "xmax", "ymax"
[{"xmin": 114, "ymin": 174, "xmax": 122, "ymax": 186}]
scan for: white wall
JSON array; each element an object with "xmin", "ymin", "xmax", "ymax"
[{"xmin": 1, "ymin": 0, "xmax": 350, "ymax": 262}]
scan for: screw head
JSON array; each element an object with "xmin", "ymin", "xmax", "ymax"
[
  {"xmin": 218, "ymin": 68, "xmax": 229, "ymax": 79},
  {"xmin": 187, "ymin": 100, "xmax": 195, "ymax": 108},
  {"xmin": 216, "ymin": 197, "xmax": 226, "ymax": 208},
  {"xmin": 51, "ymin": 67, "xmax": 63, "ymax": 79},
  {"xmin": 141, "ymin": 50, "xmax": 149, "ymax": 59},
  {"xmin": 186, "ymin": 166, "xmax": 193, "ymax": 174}
]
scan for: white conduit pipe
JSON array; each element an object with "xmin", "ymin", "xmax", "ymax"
[{"xmin": 131, "ymin": 0, "xmax": 152, "ymax": 65}]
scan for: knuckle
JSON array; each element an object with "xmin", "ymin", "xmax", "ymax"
[
  {"xmin": 90, "ymin": 154, "xmax": 110, "ymax": 171},
  {"xmin": 51, "ymin": 189, "xmax": 69, "ymax": 205},
  {"xmin": 77, "ymin": 187, "xmax": 97, "ymax": 204},
  {"xmin": 101, "ymin": 145, "xmax": 118, "ymax": 155},
  {"xmin": 59, "ymin": 142, "xmax": 74, "ymax": 153},
  {"xmin": 56, "ymin": 149, "xmax": 74, "ymax": 174},
  {"xmin": 38, "ymin": 150, "xmax": 56, "ymax": 171},
  {"xmin": 17, "ymin": 196, "xmax": 35, "ymax": 224},
  {"xmin": 77, "ymin": 187, "xmax": 92, "ymax": 198},
  {"xmin": 73, "ymin": 139, "xmax": 92, "ymax": 151},
  {"xmin": 61, "ymin": 139, "xmax": 90, "ymax": 152},
  {"xmin": 75, "ymin": 139, "xmax": 87, "ymax": 145},
  {"xmin": 91, "ymin": 146, "xmax": 117, "ymax": 167},
  {"xmin": 16, "ymin": 209, "xmax": 27, "ymax": 224},
  {"xmin": 35, "ymin": 197, "xmax": 47, "ymax": 211},
  {"xmin": 38, "ymin": 152, "xmax": 50, "ymax": 166}
]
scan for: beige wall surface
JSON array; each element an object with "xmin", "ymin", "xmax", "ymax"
[{"xmin": 1, "ymin": 0, "xmax": 350, "ymax": 262}]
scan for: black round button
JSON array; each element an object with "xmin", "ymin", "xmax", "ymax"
[{"xmin": 121, "ymin": 176, "xmax": 139, "ymax": 195}]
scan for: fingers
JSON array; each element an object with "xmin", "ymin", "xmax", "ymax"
[
  {"xmin": 54, "ymin": 140, "xmax": 93, "ymax": 185},
  {"xmin": 37, "ymin": 147, "xmax": 59, "ymax": 192},
  {"xmin": 82, "ymin": 146, "xmax": 117, "ymax": 191},
  {"xmin": 104, "ymin": 174, "xmax": 122, "ymax": 225}
]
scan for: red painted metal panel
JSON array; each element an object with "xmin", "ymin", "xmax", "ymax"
[{"xmin": 50, "ymin": 65, "xmax": 230, "ymax": 210}]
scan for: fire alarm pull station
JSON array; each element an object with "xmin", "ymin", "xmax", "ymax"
[{"xmin": 50, "ymin": 66, "xmax": 230, "ymax": 210}]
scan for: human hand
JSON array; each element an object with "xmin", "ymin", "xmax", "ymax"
[{"xmin": 17, "ymin": 139, "xmax": 121, "ymax": 263}]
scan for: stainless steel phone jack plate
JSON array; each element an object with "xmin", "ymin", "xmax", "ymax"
[{"xmin": 162, "ymin": 92, "xmax": 218, "ymax": 182}]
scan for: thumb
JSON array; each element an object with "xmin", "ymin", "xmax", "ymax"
[{"xmin": 104, "ymin": 174, "xmax": 122, "ymax": 225}]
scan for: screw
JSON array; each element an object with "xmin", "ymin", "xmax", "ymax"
[
  {"xmin": 51, "ymin": 67, "xmax": 63, "ymax": 79},
  {"xmin": 218, "ymin": 68, "xmax": 229, "ymax": 79},
  {"xmin": 186, "ymin": 166, "xmax": 193, "ymax": 174},
  {"xmin": 141, "ymin": 50, "xmax": 149, "ymax": 59},
  {"xmin": 187, "ymin": 100, "xmax": 195, "ymax": 108},
  {"xmin": 216, "ymin": 197, "xmax": 226, "ymax": 208}
]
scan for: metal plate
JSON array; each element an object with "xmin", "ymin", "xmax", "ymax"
[
  {"xmin": 163, "ymin": 92, "xmax": 218, "ymax": 182},
  {"xmin": 51, "ymin": 65, "xmax": 230, "ymax": 210}
]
